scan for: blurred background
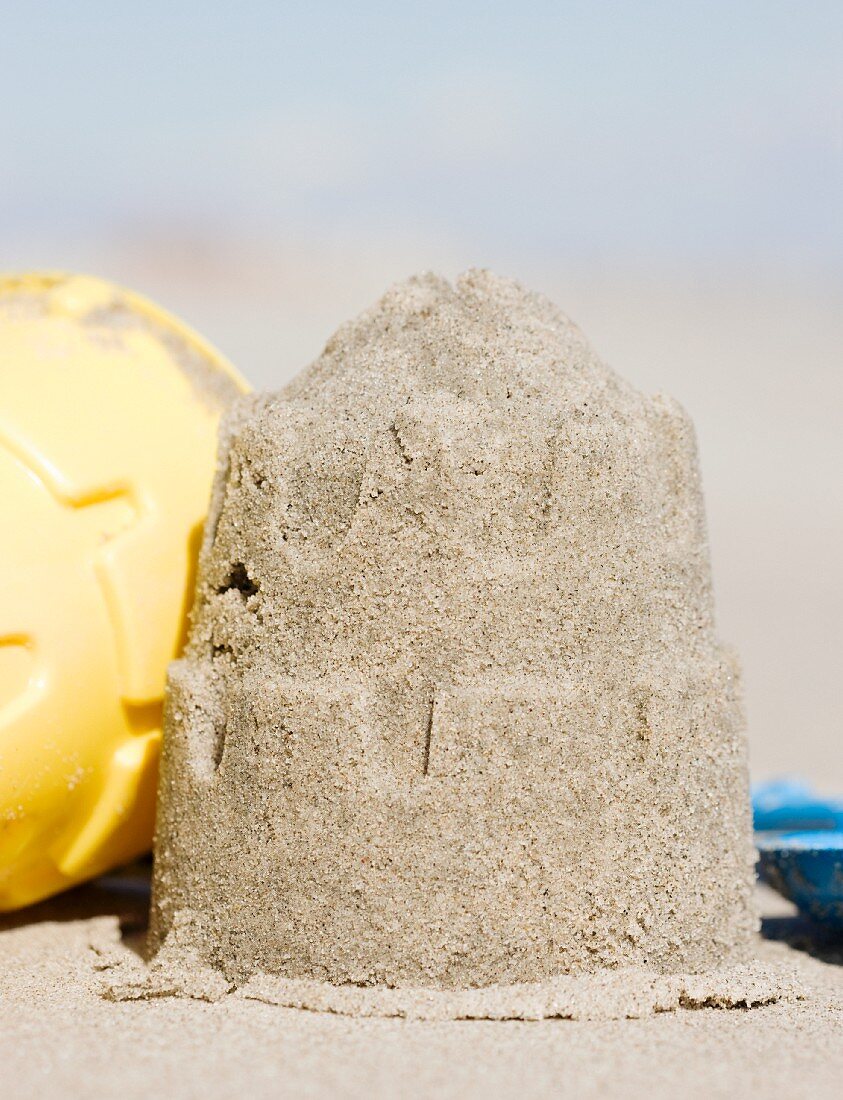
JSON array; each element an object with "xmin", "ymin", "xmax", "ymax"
[{"xmin": 1, "ymin": 2, "xmax": 840, "ymax": 783}]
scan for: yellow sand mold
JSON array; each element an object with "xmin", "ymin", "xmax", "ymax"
[{"xmin": 0, "ymin": 273, "xmax": 247, "ymax": 910}]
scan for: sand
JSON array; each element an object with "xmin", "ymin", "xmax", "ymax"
[
  {"xmin": 1, "ymin": 873, "xmax": 841, "ymax": 1099},
  {"xmin": 149, "ymin": 269, "xmax": 755, "ymax": 997}
]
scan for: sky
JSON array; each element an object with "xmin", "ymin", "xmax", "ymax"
[{"xmin": 1, "ymin": 1, "xmax": 841, "ymax": 274}]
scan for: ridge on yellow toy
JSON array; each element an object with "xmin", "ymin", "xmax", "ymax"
[{"xmin": 0, "ymin": 273, "xmax": 248, "ymax": 910}]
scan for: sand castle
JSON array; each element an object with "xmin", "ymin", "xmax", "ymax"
[{"xmin": 149, "ymin": 270, "xmax": 757, "ymax": 992}]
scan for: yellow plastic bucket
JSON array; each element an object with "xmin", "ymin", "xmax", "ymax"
[{"xmin": 0, "ymin": 273, "xmax": 248, "ymax": 909}]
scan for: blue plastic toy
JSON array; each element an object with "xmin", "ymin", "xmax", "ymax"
[
  {"xmin": 756, "ymin": 832, "xmax": 843, "ymax": 930},
  {"xmin": 752, "ymin": 778, "xmax": 843, "ymax": 832},
  {"xmin": 752, "ymin": 779, "xmax": 843, "ymax": 931}
]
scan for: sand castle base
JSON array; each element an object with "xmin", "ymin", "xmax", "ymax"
[{"xmin": 104, "ymin": 918, "xmax": 801, "ymax": 1021}]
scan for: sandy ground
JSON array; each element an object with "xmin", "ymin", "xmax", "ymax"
[{"xmin": 1, "ymin": 869, "xmax": 841, "ymax": 1100}]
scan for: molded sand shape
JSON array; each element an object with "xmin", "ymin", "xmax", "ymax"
[{"xmin": 138, "ymin": 271, "xmax": 776, "ymax": 1018}]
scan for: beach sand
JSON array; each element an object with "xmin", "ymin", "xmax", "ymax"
[{"xmin": 1, "ymin": 870, "xmax": 841, "ymax": 1099}]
